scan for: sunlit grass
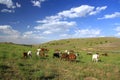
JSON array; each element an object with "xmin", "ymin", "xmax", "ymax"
[{"xmin": 0, "ymin": 37, "xmax": 120, "ymax": 80}]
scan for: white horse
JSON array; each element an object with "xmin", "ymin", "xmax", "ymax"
[
  {"xmin": 92, "ymin": 53, "xmax": 99, "ymax": 62},
  {"xmin": 36, "ymin": 48, "xmax": 41, "ymax": 56},
  {"xmin": 27, "ymin": 51, "xmax": 32, "ymax": 57}
]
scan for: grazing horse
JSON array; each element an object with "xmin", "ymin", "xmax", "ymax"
[
  {"xmin": 61, "ymin": 52, "xmax": 77, "ymax": 61},
  {"xmin": 37, "ymin": 48, "xmax": 49, "ymax": 57},
  {"xmin": 23, "ymin": 52, "xmax": 28, "ymax": 58},
  {"xmin": 36, "ymin": 51, "xmax": 40, "ymax": 56},
  {"xmin": 53, "ymin": 53, "xmax": 60, "ymax": 58},
  {"xmin": 27, "ymin": 51, "xmax": 32, "ymax": 57},
  {"xmin": 53, "ymin": 49, "xmax": 61, "ymax": 58},
  {"xmin": 23, "ymin": 51, "xmax": 32, "ymax": 58},
  {"xmin": 61, "ymin": 53, "xmax": 69, "ymax": 60},
  {"xmin": 61, "ymin": 50, "xmax": 76, "ymax": 61},
  {"xmin": 92, "ymin": 53, "xmax": 99, "ymax": 62},
  {"xmin": 68, "ymin": 53, "xmax": 76, "ymax": 61}
]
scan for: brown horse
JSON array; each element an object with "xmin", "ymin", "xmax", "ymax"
[
  {"xmin": 39, "ymin": 48, "xmax": 49, "ymax": 57},
  {"xmin": 23, "ymin": 52, "xmax": 27, "ymax": 58},
  {"xmin": 60, "ymin": 53, "xmax": 69, "ymax": 60},
  {"xmin": 68, "ymin": 53, "xmax": 76, "ymax": 61},
  {"xmin": 60, "ymin": 52, "xmax": 77, "ymax": 61}
]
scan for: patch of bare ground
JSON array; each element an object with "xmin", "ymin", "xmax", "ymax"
[{"xmin": 84, "ymin": 77, "xmax": 98, "ymax": 80}]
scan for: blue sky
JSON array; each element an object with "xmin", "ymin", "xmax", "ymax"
[{"xmin": 0, "ymin": 0, "xmax": 120, "ymax": 44}]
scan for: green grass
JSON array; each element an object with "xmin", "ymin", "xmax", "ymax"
[{"xmin": 0, "ymin": 37, "xmax": 120, "ymax": 80}]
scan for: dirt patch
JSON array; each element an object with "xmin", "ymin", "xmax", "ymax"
[{"xmin": 84, "ymin": 77, "xmax": 98, "ymax": 80}]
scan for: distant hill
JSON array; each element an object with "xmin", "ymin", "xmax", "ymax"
[
  {"xmin": 1, "ymin": 37, "xmax": 120, "ymax": 52},
  {"xmin": 37, "ymin": 37, "xmax": 120, "ymax": 52}
]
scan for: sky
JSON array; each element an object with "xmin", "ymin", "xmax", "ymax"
[{"xmin": 0, "ymin": 0, "xmax": 120, "ymax": 44}]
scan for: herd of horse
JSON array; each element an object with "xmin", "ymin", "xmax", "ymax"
[
  {"xmin": 23, "ymin": 48, "xmax": 108, "ymax": 62},
  {"xmin": 23, "ymin": 48, "xmax": 79, "ymax": 61}
]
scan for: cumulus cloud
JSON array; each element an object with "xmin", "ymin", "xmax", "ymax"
[
  {"xmin": 35, "ymin": 21, "xmax": 76, "ymax": 30},
  {"xmin": 89, "ymin": 6, "xmax": 107, "ymax": 15},
  {"xmin": 0, "ymin": 0, "xmax": 21, "ymax": 13},
  {"xmin": 0, "ymin": 0, "xmax": 13, "ymax": 8},
  {"xmin": 0, "ymin": 25, "xmax": 20, "ymax": 35},
  {"xmin": 37, "ymin": 5, "xmax": 106, "ymax": 23},
  {"xmin": 73, "ymin": 29, "xmax": 101, "ymax": 37},
  {"xmin": 31, "ymin": 0, "xmax": 45, "ymax": 7},
  {"xmin": 35, "ymin": 5, "xmax": 104, "ymax": 40},
  {"xmin": 59, "ymin": 28, "xmax": 102, "ymax": 40},
  {"xmin": 98, "ymin": 12, "xmax": 120, "ymax": 19},
  {"xmin": 34, "ymin": 21, "xmax": 76, "ymax": 37},
  {"xmin": 58, "ymin": 5, "xmax": 94, "ymax": 18},
  {"xmin": 0, "ymin": 25, "xmax": 21, "ymax": 43},
  {"xmin": 57, "ymin": 5, "xmax": 107, "ymax": 18},
  {"xmin": 0, "ymin": 5, "xmax": 105, "ymax": 44},
  {"xmin": 0, "ymin": 25, "xmax": 47, "ymax": 44}
]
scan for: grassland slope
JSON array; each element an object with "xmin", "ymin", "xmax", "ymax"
[{"xmin": 37, "ymin": 37, "xmax": 120, "ymax": 52}]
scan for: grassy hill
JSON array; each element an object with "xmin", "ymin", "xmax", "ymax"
[
  {"xmin": 0, "ymin": 37, "xmax": 120, "ymax": 80},
  {"xmin": 37, "ymin": 37, "xmax": 120, "ymax": 52}
]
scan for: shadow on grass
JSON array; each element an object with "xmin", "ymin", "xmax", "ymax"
[
  {"xmin": 40, "ymin": 76, "xmax": 55, "ymax": 80},
  {"xmin": 40, "ymin": 74, "xmax": 59, "ymax": 80},
  {"xmin": 0, "ymin": 64, "xmax": 11, "ymax": 70}
]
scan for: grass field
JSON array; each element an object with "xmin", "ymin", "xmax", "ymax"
[{"xmin": 0, "ymin": 37, "xmax": 120, "ymax": 80}]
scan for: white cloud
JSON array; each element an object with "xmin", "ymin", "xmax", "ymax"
[
  {"xmin": 0, "ymin": 5, "xmax": 105, "ymax": 44},
  {"xmin": 0, "ymin": 0, "xmax": 21, "ymax": 8},
  {"xmin": 43, "ymin": 30, "xmax": 52, "ymax": 34},
  {"xmin": 35, "ymin": 21, "xmax": 76, "ymax": 30},
  {"xmin": 36, "ymin": 5, "xmax": 106, "ymax": 36},
  {"xmin": 1, "ymin": 9, "xmax": 14, "ymax": 13},
  {"xmin": 33, "ymin": 5, "xmax": 105, "ymax": 43},
  {"xmin": 37, "ymin": 5, "xmax": 106, "ymax": 23},
  {"xmin": 74, "ymin": 29, "xmax": 101, "ymax": 37},
  {"xmin": 114, "ymin": 26, "xmax": 120, "ymax": 36},
  {"xmin": 58, "ymin": 5, "xmax": 94, "ymax": 18},
  {"xmin": 98, "ymin": 12, "xmax": 120, "ymax": 19},
  {"xmin": 0, "ymin": 25, "xmax": 47, "ymax": 44},
  {"xmin": 0, "ymin": 25, "xmax": 21, "ymax": 43},
  {"xmin": 0, "ymin": 25, "xmax": 20, "ymax": 35},
  {"xmin": 16, "ymin": 2, "xmax": 21, "ymax": 8},
  {"xmin": 89, "ymin": 6, "xmax": 107, "ymax": 15},
  {"xmin": 0, "ymin": 0, "xmax": 13, "ymax": 8},
  {"xmin": 0, "ymin": 0, "xmax": 21, "ymax": 13},
  {"xmin": 114, "ymin": 24, "xmax": 120, "ymax": 36},
  {"xmin": 114, "ymin": 26, "xmax": 120, "ymax": 31},
  {"xmin": 59, "ymin": 28, "xmax": 101, "ymax": 39},
  {"xmin": 57, "ymin": 5, "xmax": 107, "ymax": 18},
  {"xmin": 115, "ymin": 32, "xmax": 120, "ymax": 36},
  {"xmin": 34, "ymin": 21, "xmax": 76, "ymax": 35},
  {"xmin": 31, "ymin": 0, "xmax": 45, "ymax": 7}
]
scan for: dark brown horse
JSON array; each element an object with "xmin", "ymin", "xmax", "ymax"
[
  {"xmin": 23, "ymin": 52, "xmax": 27, "ymax": 58},
  {"xmin": 61, "ymin": 53, "xmax": 69, "ymax": 60},
  {"xmin": 68, "ymin": 53, "xmax": 76, "ymax": 61},
  {"xmin": 60, "ymin": 52, "xmax": 77, "ymax": 61}
]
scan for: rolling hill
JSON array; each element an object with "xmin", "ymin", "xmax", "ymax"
[{"xmin": 36, "ymin": 37, "xmax": 120, "ymax": 52}]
